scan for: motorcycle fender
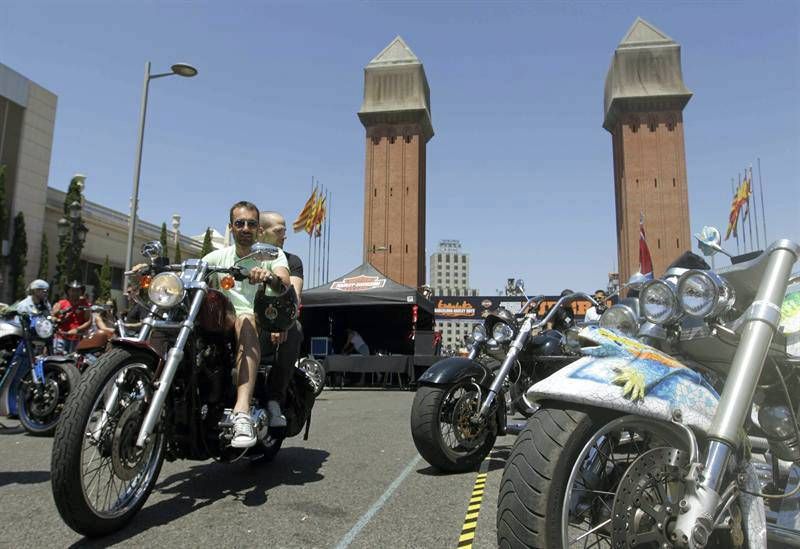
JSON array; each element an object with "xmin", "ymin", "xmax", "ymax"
[
  {"xmin": 110, "ymin": 338, "xmax": 163, "ymax": 371},
  {"xmin": 0, "ymin": 323, "xmax": 22, "ymax": 340},
  {"xmin": 528, "ymin": 355, "xmax": 720, "ymax": 435},
  {"xmin": 417, "ymin": 357, "xmax": 492, "ymax": 387}
]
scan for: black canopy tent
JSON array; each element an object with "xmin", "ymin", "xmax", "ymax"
[{"xmin": 299, "ymin": 263, "xmax": 435, "ymax": 379}]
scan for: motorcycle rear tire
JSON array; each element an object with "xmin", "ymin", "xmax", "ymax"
[
  {"xmin": 51, "ymin": 348, "xmax": 165, "ymax": 537},
  {"xmin": 411, "ymin": 383, "xmax": 496, "ymax": 473},
  {"xmin": 18, "ymin": 360, "xmax": 80, "ymax": 436}
]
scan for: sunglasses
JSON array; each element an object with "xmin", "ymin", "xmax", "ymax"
[{"xmin": 233, "ymin": 219, "xmax": 259, "ymax": 229}]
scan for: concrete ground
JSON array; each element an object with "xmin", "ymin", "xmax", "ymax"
[{"xmin": 0, "ymin": 389, "xmax": 516, "ymax": 548}]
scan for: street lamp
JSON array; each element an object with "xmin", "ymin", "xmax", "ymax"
[
  {"xmin": 124, "ymin": 61, "xmax": 198, "ymax": 284},
  {"xmin": 58, "ymin": 184, "xmax": 88, "ymax": 285}
]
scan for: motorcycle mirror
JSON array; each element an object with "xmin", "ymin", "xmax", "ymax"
[
  {"xmin": 141, "ymin": 240, "xmax": 164, "ymax": 262},
  {"xmin": 694, "ymin": 226, "xmax": 733, "ymax": 258},
  {"xmin": 237, "ymin": 243, "xmax": 279, "ymax": 264},
  {"xmin": 626, "ymin": 272, "xmax": 649, "ymax": 290}
]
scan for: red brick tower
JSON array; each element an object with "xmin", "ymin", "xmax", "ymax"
[
  {"xmin": 604, "ymin": 18, "xmax": 693, "ymax": 284},
  {"xmin": 358, "ymin": 36, "xmax": 433, "ymax": 288}
]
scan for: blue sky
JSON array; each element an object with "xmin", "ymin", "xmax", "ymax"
[{"xmin": 2, "ymin": 1, "xmax": 798, "ymax": 294}]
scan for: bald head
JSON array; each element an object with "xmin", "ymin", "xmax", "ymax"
[{"xmin": 260, "ymin": 211, "xmax": 286, "ymax": 247}]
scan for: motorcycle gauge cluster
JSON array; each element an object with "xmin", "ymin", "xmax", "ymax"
[
  {"xmin": 148, "ymin": 272, "xmax": 186, "ymax": 308},
  {"xmin": 640, "ymin": 279, "xmax": 680, "ymax": 324}
]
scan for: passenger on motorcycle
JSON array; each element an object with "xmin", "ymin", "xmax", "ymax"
[
  {"xmin": 15, "ymin": 279, "xmax": 52, "ymax": 316},
  {"xmin": 52, "ymin": 280, "xmax": 91, "ymax": 355},
  {"xmin": 259, "ymin": 211, "xmax": 304, "ymax": 429},
  {"xmin": 203, "ymin": 201, "xmax": 290, "ymax": 448}
]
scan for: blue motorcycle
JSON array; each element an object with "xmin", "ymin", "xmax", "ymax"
[{"xmin": 0, "ymin": 310, "xmax": 80, "ymax": 435}]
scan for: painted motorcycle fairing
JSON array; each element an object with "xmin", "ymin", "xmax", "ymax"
[
  {"xmin": 529, "ymin": 326, "xmax": 719, "ymax": 433},
  {"xmin": 0, "ymin": 315, "xmax": 47, "ymax": 417}
]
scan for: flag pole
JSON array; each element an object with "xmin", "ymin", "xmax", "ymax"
[
  {"xmin": 739, "ymin": 172, "xmax": 748, "ymax": 252},
  {"xmin": 326, "ymin": 190, "xmax": 332, "ymax": 283},
  {"xmin": 745, "ymin": 169, "xmax": 755, "ymax": 251},
  {"xmin": 757, "ymin": 157, "xmax": 768, "ymax": 246},
  {"xmin": 316, "ymin": 184, "xmax": 323, "ymax": 287},
  {"xmin": 307, "ymin": 176, "xmax": 314, "ymax": 285},
  {"xmin": 750, "ymin": 165, "xmax": 761, "ymax": 250},
  {"xmin": 731, "ymin": 178, "xmax": 740, "ymax": 255}
]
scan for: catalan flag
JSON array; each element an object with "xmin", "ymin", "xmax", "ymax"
[
  {"xmin": 292, "ymin": 189, "xmax": 317, "ymax": 233},
  {"xmin": 313, "ymin": 196, "xmax": 327, "ymax": 237},
  {"xmin": 725, "ymin": 181, "xmax": 749, "ymax": 241}
]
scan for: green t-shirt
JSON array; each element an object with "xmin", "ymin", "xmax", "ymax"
[{"xmin": 203, "ymin": 245, "xmax": 289, "ymax": 316}]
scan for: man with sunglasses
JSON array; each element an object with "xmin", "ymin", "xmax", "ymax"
[
  {"xmin": 584, "ymin": 289, "xmax": 609, "ymax": 323},
  {"xmin": 203, "ymin": 201, "xmax": 290, "ymax": 448}
]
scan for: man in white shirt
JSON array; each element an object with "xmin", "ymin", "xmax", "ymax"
[
  {"xmin": 583, "ymin": 290, "xmax": 608, "ymax": 324},
  {"xmin": 203, "ymin": 201, "xmax": 290, "ymax": 448}
]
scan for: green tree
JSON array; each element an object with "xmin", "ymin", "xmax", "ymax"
[
  {"xmin": 95, "ymin": 256, "xmax": 112, "ymax": 302},
  {"xmin": 54, "ymin": 175, "xmax": 86, "ymax": 289},
  {"xmin": 174, "ymin": 240, "xmax": 182, "ymax": 263},
  {"xmin": 200, "ymin": 227, "xmax": 213, "ymax": 257},
  {"xmin": 37, "ymin": 233, "xmax": 49, "ymax": 280},
  {"xmin": 159, "ymin": 222, "xmax": 169, "ymax": 261},
  {"xmin": 9, "ymin": 212, "xmax": 27, "ymax": 300}
]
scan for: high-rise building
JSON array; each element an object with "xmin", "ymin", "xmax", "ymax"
[
  {"xmin": 429, "ymin": 240, "xmax": 477, "ymax": 297},
  {"xmin": 359, "ymin": 36, "xmax": 433, "ymax": 289},
  {"xmin": 604, "ymin": 18, "xmax": 692, "ymax": 285},
  {"xmin": 430, "ymin": 240, "xmax": 479, "ymax": 350}
]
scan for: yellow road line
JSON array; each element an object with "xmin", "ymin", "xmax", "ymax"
[{"xmin": 455, "ymin": 460, "xmax": 492, "ymax": 548}]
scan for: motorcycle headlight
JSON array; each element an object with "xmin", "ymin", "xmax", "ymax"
[
  {"xmin": 640, "ymin": 279, "xmax": 680, "ymax": 325},
  {"xmin": 599, "ymin": 304, "xmax": 639, "ymax": 337},
  {"xmin": 148, "ymin": 272, "xmax": 185, "ymax": 308},
  {"xmin": 34, "ymin": 317, "xmax": 54, "ymax": 339},
  {"xmin": 677, "ymin": 270, "xmax": 734, "ymax": 318},
  {"xmin": 492, "ymin": 322, "xmax": 514, "ymax": 343},
  {"xmin": 472, "ymin": 324, "xmax": 487, "ymax": 343}
]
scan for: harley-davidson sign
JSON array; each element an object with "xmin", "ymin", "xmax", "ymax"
[{"xmin": 331, "ymin": 275, "xmax": 387, "ymax": 292}]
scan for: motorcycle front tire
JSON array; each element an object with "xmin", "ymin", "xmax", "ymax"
[
  {"xmin": 18, "ymin": 360, "xmax": 80, "ymax": 436},
  {"xmin": 410, "ymin": 383, "xmax": 496, "ymax": 473}
]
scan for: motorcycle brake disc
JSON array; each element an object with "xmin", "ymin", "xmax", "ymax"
[
  {"xmin": 112, "ymin": 401, "xmax": 151, "ymax": 481},
  {"xmin": 611, "ymin": 446, "xmax": 688, "ymax": 548},
  {"xmin": 452, "ymin": 394, "xmax": 485, "ymax": 449},
  {"xmin": 27, "ymin": 378, "xmax": 60, "ymax": 418}
]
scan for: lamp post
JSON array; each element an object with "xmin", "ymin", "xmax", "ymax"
[
  {"xmin": 57, "ymin": 177, "xmax": 88, "ymax": 286},
  {"xmin": 124, "ymin": 62, "xmax": 198, "ymax": 285}
]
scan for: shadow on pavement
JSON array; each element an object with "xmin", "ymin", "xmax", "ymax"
[
  {"xmin": 0, "ymin": 470, "xmax": 50, "ymax": 486},
  {"xmin": 415, "ymin": 445, "xmax": 513, "ymax": 476},
  {"xmin": 0, "ymin": 421, "xmax": 25, "ymax": 435},
  {"xmin": 69, "ymin": 447, "xmax": 329, "ymax": 548}
]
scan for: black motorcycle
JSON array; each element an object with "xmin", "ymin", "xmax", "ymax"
[
  {"xmin": 410, "ymin": 295, "xmax": 585, "ymax": 472},
  {"xmin": 50, "ymin": 241, "xmax": 317, "ymax": 537}
]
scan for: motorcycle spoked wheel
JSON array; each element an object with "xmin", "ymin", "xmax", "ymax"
[
  {"xmin": 411, "ymin": 380, "xmax": 497, "ymax": 473},
  {"xmin": 51, "ymin": 348, "xmax": 165, "ymax": 537},
  {"xmin": 17, "ymin": 360, "xmax": 80, "ymax": 436},
  {"xmin": 497, "ymin": 407, "xmax": 693, "ymax": 549}
]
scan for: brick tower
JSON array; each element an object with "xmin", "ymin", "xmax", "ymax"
[
  {"xmin": 604, "ymin": 18, "xmax": 692, "ymax": 284},
  {"xmin": 358, "ymin": 36, "xmax": 433, "ymax": 288}
]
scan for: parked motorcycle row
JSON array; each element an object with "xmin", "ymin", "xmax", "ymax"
[{"xmin": 411, "ymin": 230, "xmax": 800, "ymax": 548}]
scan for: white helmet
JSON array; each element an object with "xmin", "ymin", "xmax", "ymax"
[{"xmin": 29, "ymin": 279, "xmax": 49, "ymax": 292}]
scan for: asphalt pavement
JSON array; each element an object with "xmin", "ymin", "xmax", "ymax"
[{"xmin": 0, "ymin": 389, "xmax": 516, "ymax": 548}]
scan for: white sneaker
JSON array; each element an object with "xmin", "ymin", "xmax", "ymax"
[
  {"xmin": 231, "ymin": 412, "xmax": 257, "ymax": 448},
  {"xmin": 267, "ymin": 400, "xmax": 287, "ymax": 428}
]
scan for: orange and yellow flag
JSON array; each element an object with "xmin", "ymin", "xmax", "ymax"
[
  {"xmin": 292, "ymin": 189, "xmax": 317, "ymax": 233},
  {"xmin": 314, "ymin": 197, "xmax": 327, "ymax": 237}
]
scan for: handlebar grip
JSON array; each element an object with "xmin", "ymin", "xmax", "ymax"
[{"xmin": 232, "ymin": 266, "xmax": 249, "ymax": 281}]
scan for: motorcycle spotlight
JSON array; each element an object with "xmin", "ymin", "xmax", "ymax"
[
  {"xmin": 599, "ymin": 304, "xmax": 639, "ymax": 337},
  {"xmin": 677, "ymin": 270, "xmax": 734, "ymax": 318},
  {"xmin": 640, "ymin": 279, "xmax": 680, "ymax": 325},
  {"xmin": 472, "ymin": 324, "xmax": 487, "ymax": 343},
  {"xmin": 492, "ymin": 322, "xmax": 514, "ymax": 343},
  {"xmin": 147, "ymin": 272, "xmax": 185, "ymax": 308}
]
